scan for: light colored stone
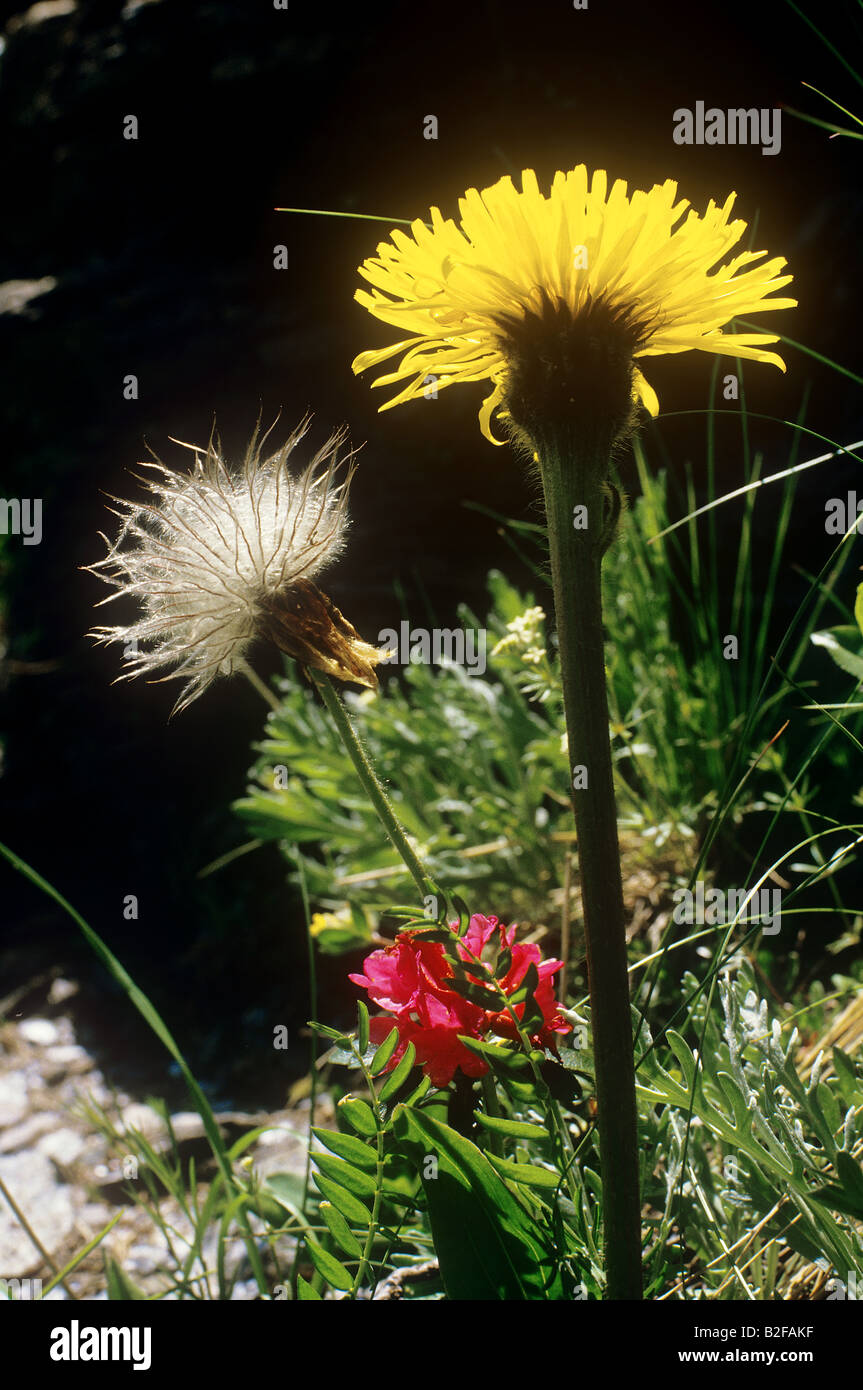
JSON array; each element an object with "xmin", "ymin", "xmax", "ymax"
[
  {"xmin": 0, "ymin": 1074, "xmax": 29, "ymax": 1128},
  {"xmin": 18, "ymin": 1019, "xmax": 60, "ymax": 1047},
  {"xmin": 0, "ymin": 1112, "xmax": 57, "ymax": 1154},
  {"xmin": 37, "ymin": 1127, "xmax": 88, "ymax": 1167},
  {"xmin": 0, "ymin": 1152, "xmax": 75, "ymax": 1274}
]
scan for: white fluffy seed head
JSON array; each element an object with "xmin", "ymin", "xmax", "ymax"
[{"xmin": 87, "ymin": 417, "xmax": 357, "ymax": 713}]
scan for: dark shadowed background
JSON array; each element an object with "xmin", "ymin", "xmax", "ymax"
[{"xmin": 1, "ymin": 0, "xmax": 861, "ymax": 1105}]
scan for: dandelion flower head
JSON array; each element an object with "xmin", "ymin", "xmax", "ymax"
[{"xmin": 352, "ymin": 166, "xmax": 796, "ymax": 444}]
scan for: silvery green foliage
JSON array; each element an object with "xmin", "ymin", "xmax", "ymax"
[{"xmin": 636, "ymin": 969, "xmax": 863, "ymax": 1283}]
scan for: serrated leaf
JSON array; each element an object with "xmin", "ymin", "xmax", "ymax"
[
  {"xmin": 473, "ymin": 1112, "xmax": 548, "ymax": 1140},
  {"xmin": 320, "ymin": 1202, "xmax": 364, "ymax": 1260},
  {"xmin": 306, "ymin": 1236, "xmax": 354, "ymax": 1291},
  {"xmin": 313, "ymin": 1152, "xmax": 378, "ymax": 1197},
  {"xmin": 296, "ymin": 1273, "xmax": 322, "ymax": 1300},
  {"xmin": 338, "ymin": 1098, "xmax": 378, "ymax": 1137},
  {"xmin": 379, "ymin": 1042, "xmax": 418, "ymax": 1102},
  {"xmin": 312, "ymin": 1127, "xmax": 377, "ymax": 1169},
  {"xmin": 371, "ymin": 1025, "xmax": 400, "ymax": 1074},
  {"xmin": 312, "ymin": 1173, "xmax": 371, "ymax": 1226},
  {"xmin": 357, "ymin": 1002, "xmax": 370, "ymax": 1055}
]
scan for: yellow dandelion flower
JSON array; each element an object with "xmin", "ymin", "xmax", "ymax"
[{"xmin": 352, "ymin": 166, "xmax": 796, "ymax": 444}]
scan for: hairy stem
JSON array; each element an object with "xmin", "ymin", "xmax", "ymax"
[
  {"xmin": 310, "ymin": 670, "xmax": 436, "ymax": 903},
  {"xmin": 537, "ymin": 430, "xmax": 642, "ymax": 1301}
]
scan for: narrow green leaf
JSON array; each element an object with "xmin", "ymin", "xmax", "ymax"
[
  {"xmin": 378, "ymin": 1042, "xmax": 417, "ymax": 1102},
  {"xmin": 42, "ymin": 1211, "xmax": 123, "ymax": 1297},
  {"xmin": 447, "ymin": 977, "xmax": 502, "ymax": 1010},
  {"xmin": 337, "ymin": 1098, "xmax": 378, "ymax": 1137},
  {"xmin": 507, "ymin": 962, "xmax": 539, "ymax": 1007},
  {"xmin": 355, "ymin": 1000, "xmax": 369, "ymax": 1050},
  {"xmin": 494, "ymin": 947, "xmax": 513, "ymax": 980},
  {"xmin": 312, "ymin": 1173, "xmax": 372, "ymax": 1226},
  {"xmin": 401, "ymin": 926, "xmax": 455, "ymax": 943},
  {"xmin": 105, "ymin": 1256, "xmax": 147, "ymax": 1301},
  {"xmin": 312, "ymin": 1127, "xmax": 377, "ymax": 1169},
  {"xmin": 486, "ymin": 1154, "xmax": 561, "ymax": 1190},
  {"xmin": 296, "ymin": 1274, "xmax": 322, "ymax": 1300},
  {"xmin": 319, "ymin": 1202, "xmax": 364, "ymax": 1260},
  {"xmin": 473, "ymin": 1112, "xmax": 548, "ymax": 1140},
  {"xmin": 402, "ymin": 1074, "xmax": 432, "ymax": 1107},
  {"xmin": 371, "ymin": 1025, "xmax": 400, "ymax": 1074},
  {"xmin": 810, "ymin": 1185, "xmax": 863, "ymax": 1221},
  {"xmin": 832, "ymin": 1046, "xmax": 862, "ymax": 1108},
  {"xmin": 313, "ymin": 1153, "xmax": 378, "ymax": 1198},
  {"xmin": 451, "ymin": 893, "xmax": 472, "ymax": 936},
  {"xmin": 306, "ymin": 1237, "xmax": 354, "ymax": 1291},
  {"xmin": 307, "ymin": 1021, "xmax": 353, "ymax": 1047},
  {"xmin": 810, "ymin": 629, "xmax": 863, "ymax": 681}
]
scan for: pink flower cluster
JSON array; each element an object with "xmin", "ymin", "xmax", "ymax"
[{"xmin": 349, "ymin": 914, "xmax": 569, "ymax": 1088}]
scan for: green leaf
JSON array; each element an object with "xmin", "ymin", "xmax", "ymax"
[
  {"xmin": 811, "ymin": 628, "xmax": 863, "ymax": 681},
  {"xmin": 810, "ymin": 1178, "xmax": 863, "ymax": 1221},
  {"xmin": 832, "ymin": 1047, "xmax": 862, "ymax": 1109},
  {"xmin": 855, "ymin": 582, "xmax": 863, "ymax": 639},
  {"xmin": 378, "ymin": 1042, "xmax": 418, "ymax": 1102},
  {"xmin": 105, "ymin": 1256, "xmax": 147, "ymax": 1301},
  {"xmin": 357, "ymin": 1002, "xmax": 370, "ymax": 1055},
  {"xmin": 320, "ymin": 1202, "xmax": 364, "ymax": 1260},
  {"xmin": 506, "ymin": 962, "xmax": 539, "ymax": 1007},
  {"xmin": 262, "ymin": 1171, "xmax": 306, "ymax": 1221},
  {"xmin": 494, "ymin": 947, "xmax": 513, "ymax": 980},
  {"xmin": 450, "ymin": 893, "xmax": 473, "ymax": 936},
  {"xmin": 401, "ymin": 926, "xmax": 456, "ymax": 943},
  {"xmin": 473, "ymin": 1112, "xmax": 548, "ymax": 1141},
  {"xmin": 308, "ymin": 1022, "xmax": 353, "ymax": 1048},
  {"xmin": 446, "ymin": 977, "xmax": 502, "ymax": 1010},
  {"xmin": 312, "ymin": 1173, "xmax": 371, "ymax": 1226},
  {"xmin": 371, "ymin": 1026, "xmax": 400, "ymax": 1074},
  {"xmin": 337, "ymin": 1098, "xmax": 379, "ymax": 1137},
  {"xmin": 486, "ymin": 1154, "xmax": 561, "ymax": 1190},
  {"xmin": 296, "ymin": 1274, "xmax": 322, "ymax": 1300},
  {"xmin": 401, "ymin": 1073, "xmax": 433, "ymax": 1107},
  {"xmin": 392, "ymin": 1106, "xmax": 564, "ymax": 1300},
  {"xmin": 306, "ymin": 1237, "xmax": 354, "ymax": 1291},
  {"xmin": 313, "ymin": 1153, "xmax": 378, "ymax": 1198},
  {"xmin": 312, "ymin": 1127, "xmax": 378, "ymax": 1169}
]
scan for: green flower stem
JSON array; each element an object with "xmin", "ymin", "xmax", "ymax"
[
  {"xmin": 310, "ymin": 670, "xmax": 437, "ymax": 904},
  {"xmin": 239, "ymin": 660, "xmax": 282, "ymax": 712},
  {"xmin": 537, "ymin": 432, "xmax": 642, "ymax": 1301}
]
